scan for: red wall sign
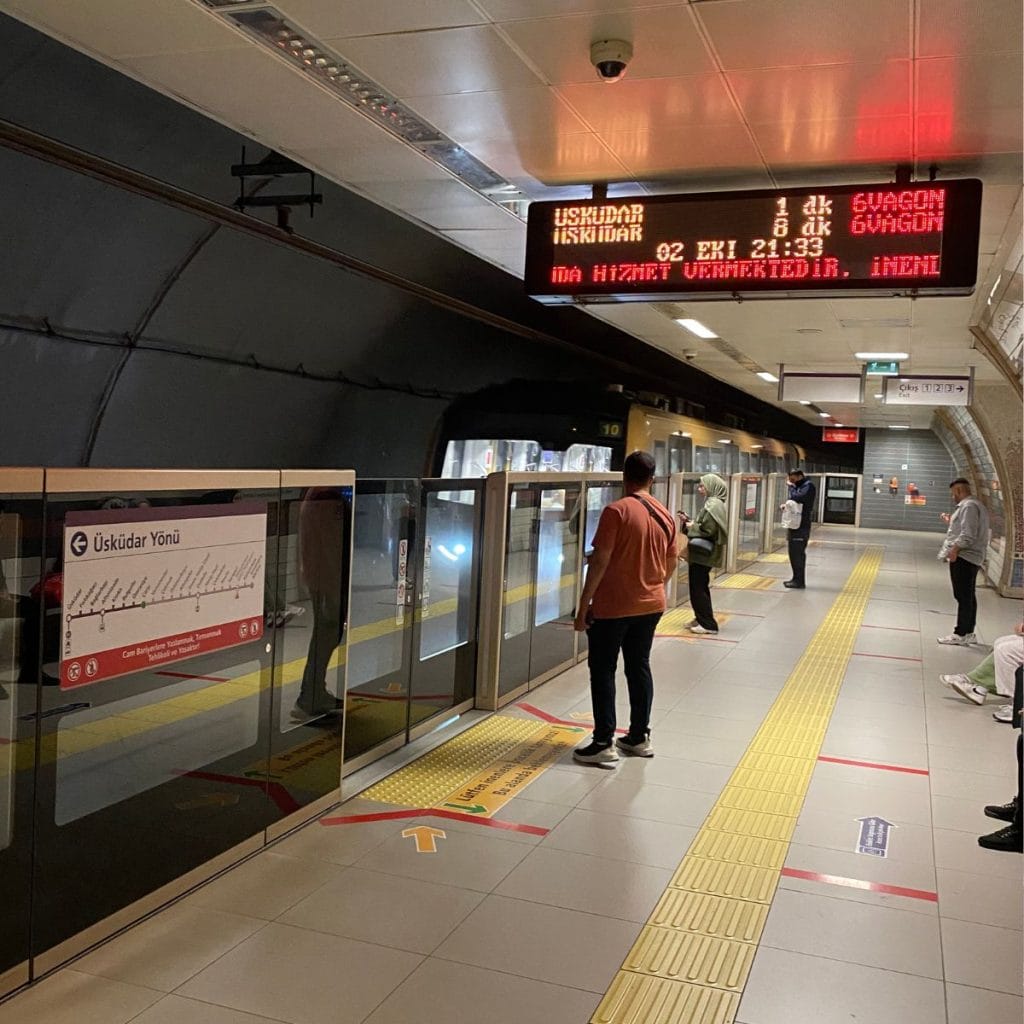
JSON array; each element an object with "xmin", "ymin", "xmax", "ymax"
[{"xmin": 822, "ymin": 428, "xmax": 861, "ymax": 443}]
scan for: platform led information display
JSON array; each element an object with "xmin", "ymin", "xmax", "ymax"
[
  {"xmin": 525, "ymin": 180, "xmax": 982, "ymax": 303},
  {"xmin": 59, "ymin": 503, "xmax": 267, "ymax": 689}
]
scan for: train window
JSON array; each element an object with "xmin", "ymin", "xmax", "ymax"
[
  {"xmin": 739, "ymin": 451, "xmax": 750, "ymax": 473},
  {"xmin": 653, "ymin": 441, "xmax": 667, "ymax": 477},
  {"xmin": 668, "ymin": 435, "xmax": 692, "ymax": 474}
]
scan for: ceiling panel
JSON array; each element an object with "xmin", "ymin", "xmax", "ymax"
[
  {"xmin": 558, "ymin": 74, "xmax": 741, "ymax": 133},
  {"xmin": 917, "ymin": 53, "xmax": 1024, "ymax": 117},
  {"xmin": 461, "ymin": 132, "xmax": 631, "ymax": 185},
  {"xmin": 124, "ymin": 47, "xmax": 369, "ymax": 151},
  {"xmin": 480, "ymin": 0, "xmax": 680, "ymax": 20},
  {"xmin": 356, "ymin": 180, "xmax": 520, "ymax": 230},
  {"xmin": 278, "ymin": 0, "xmax": 485, "ymax": 38},
  {"xmin": 918, "ymin": 0, "xmax": 1024, "ymax": 58},
  {"xmin": 303, "ymin": 139, "xmax": 453, "ymax": 184},
  {"xmin": 601, "ymin": 124, "xmax": 765, "ymax": 177},
  {"xmin": 697, "ymin": 0, "xmax": 911, "ymax": 70},
  {"xmin": 500, "ymin": 6, "xmax": 714, "ymax": 86},
  {"xmin": 917, "ymin": 113, "xmax": 1024, "ymax": 161},
  {"xmin": 405, "ymin": 87, "xmax": 588, "ymax": 144},
  {"xmin": 6, "ymin": 0, "xmax": 244, "ymax": 58},
  {"xmin": 727, "ymin": 62, "xmax": 911, "ymax": 124},
  {"xmin": 753, "ymin": 115, "xmax": 912, "ymax": 166},
  {"xmin": 325, "ymin": 25, "xmax": 539, "ymax": 98}
]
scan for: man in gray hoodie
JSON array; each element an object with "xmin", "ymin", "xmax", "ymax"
[{"xmin": 937, "ymin": 478, "xmax": 989, "ymax": 646}]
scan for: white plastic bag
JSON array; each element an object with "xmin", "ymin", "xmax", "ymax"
[{"xmin": 780, "ymin": 500, "xmax": 802, "ymax": 530}]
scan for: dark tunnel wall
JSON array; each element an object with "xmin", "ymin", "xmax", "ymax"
[{"xmin": 0, "ymin": 13, "xmax": 827, "ymax": 475}]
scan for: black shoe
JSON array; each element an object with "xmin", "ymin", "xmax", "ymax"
[
  {"xmin": 984, "ymin": 798, "xmax": 1018, "ymax": 823},
  {"xmin": 783, "ymin": 581, "xmax": 805, "ymax": 589},
  {"xmin": 291, "ymin": 695, "xmax": 344, "ymax": 721},
  {"xmin": 978, "ymin": 825, "xmax": 1023, "ymax": 853},
  {"xmin": 573, "ymin": 739, "xmax": 619, "ymax": 765}
]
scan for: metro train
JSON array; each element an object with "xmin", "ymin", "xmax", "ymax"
[{"xmin": 434, "ymin": 380, "xmax": 858, "ymax": 479}]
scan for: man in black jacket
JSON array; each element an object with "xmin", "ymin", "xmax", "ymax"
[{"xmin": 784, "ymin": 470, "xmax": 816, "ymax": 590}]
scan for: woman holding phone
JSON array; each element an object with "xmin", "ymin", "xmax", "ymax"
[{"xmin": 678, "ymin": 474, "xmax": 729, "ymax": 635}]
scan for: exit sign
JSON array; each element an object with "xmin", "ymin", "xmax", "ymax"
[
  {"xmin": 865, "ymin": 360, "xmax": 900, "ymax": 375},
  {"xmin": 823, "ymin": 428, "xmax": 861, "ymax": 443}
]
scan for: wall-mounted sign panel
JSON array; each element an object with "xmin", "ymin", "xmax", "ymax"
[
  {"xmin": 59, "ymin": 503, "xmax": 267, "ymax": 689},
  {"xmin": 823, "ymin": 428, "xmax": 861, "ymax": 442},
  {"xmin": 525, "ymin": 180, "xmax": 982, "ymax": 304},
  {"xmin": 883, "ymin": 375, "xmax": 972, "ymax": 406},
  {"xmin": 780, "ymin": 372, "xmax": 864, "ymax": 404}
]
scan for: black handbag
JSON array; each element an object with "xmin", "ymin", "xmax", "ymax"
[{"xmin": 687, "ymin": 535, "xmax": 714, "ymax": 554}]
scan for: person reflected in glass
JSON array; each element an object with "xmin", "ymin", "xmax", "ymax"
[
  {"xmin": 678, "ymin": 474, "xmax": 728, "ymax": 636},
  {"xmin": 293, "ymin": 487, "xmax": 349, "ymax": 722}
]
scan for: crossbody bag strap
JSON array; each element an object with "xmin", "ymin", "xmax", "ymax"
[{"xmin": 628, "ymin": 494, "xmax": 673, "ymax": 544}]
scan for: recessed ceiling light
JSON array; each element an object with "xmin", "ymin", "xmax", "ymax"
[
  {"xmin": 874, "ymin": 393, "xmax": 884, "ymax": 398},
  {"xmin": 855, "ymin": 352, "xmax": 909, "ymax": 360},
  {"xmin": 756, "ymin": 371, "xmax": 779, "ymax": 383},
  {"xmin": 799, "ymin": 401, "xmax": 812, "ymax": 406},
  {"xmin": 751, "ymin": 444, "xmax": 764, "ymax": 448},
  {"xmin": 819, "ymin": 412, "xmax": 831, "ymax": 418},
  {"xmin": 889, "ymin": 424, "xmax": 911, "ymax": 429},
  {"xmin": 675, "ymin": 318, "xmax": 718, "ymax": 339},
  {"xmin": 718, "ymin": 438, "xmax": 732, "ymax": 444}
]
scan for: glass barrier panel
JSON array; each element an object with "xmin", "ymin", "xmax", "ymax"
[
  {"xmin": 0, "ymin": 479, "xmax": 42, "ymax": 983},
  {"xmin": 345, "ymin": 481, "xmax": 417, "ymax": 760},
  {"xmin": 578, "ymin": 482, "xmax": 623, "ymax": 650},
  {"xmin": 498, "ymin": 485, "xmax": 537, "ymax": 698},
  {"xmin": 736, "ymin": 476, "xmax": 764, "ymax": 566},
  {"xmin": 270, "ymin": 484, "xmax": 352, "ymax": 812},
  {"xmin": 32, "ymin": 484, "xmax": 278, "ymax": 959},
  {"xmin": 527, "ymin": 486, "xmax": 581, "ymax": 683},
  {"xmin": 411, "ymin": 485, "xmax": 481, "ymax": 726}
]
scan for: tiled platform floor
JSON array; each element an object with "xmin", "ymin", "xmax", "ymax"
[{"xmin": 3, "ymin": 528, "xmax": 1021, "ymax": 1024}]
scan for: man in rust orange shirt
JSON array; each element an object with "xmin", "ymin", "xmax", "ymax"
[{"xmin": 573, "ymin": 451, "xmax": 677, "ymax": 765}]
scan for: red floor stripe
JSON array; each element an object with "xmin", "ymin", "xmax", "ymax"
[
  {"xmin": 851, "ymin": 652, "xmax": 923, "ymax": 663},
  {"xmin": 179, "ymin": 769, "xmax": 301, "ymax": 815},
  {"xmin": 818, "ymin": 755, "xmax": 929, "ymax": 776},
  {"xmin": 515, "ymin": 702, "xmax": 626, "ymax": 734},
  {"xmin": 319, "ymin": 807, "xmax": 549, "ymax": 836},
  {"xmin": 862, "ymin": 624, "xmax": 921, "ymax": 633},
  {"xmin": 781, "ymin": 867, "xmax": 937, "ymax": 903},
  {"xmin": 157, "ymin": 671, "xmax": 230, "ymax": 683}
]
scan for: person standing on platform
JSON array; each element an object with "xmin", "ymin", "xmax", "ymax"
[
  {"xmin": 782, "ymin": 469, "xmax": 816, "ymax": 590},
  {"xmin": 572, "ymin": 451, "xmax": 677, "ymax": 765},
  {"xmin": 679, "ymin": 474, "xmax": 729, "ymax": 635},
  {"xmin": 936, "ymin": 478, "xmax": 989, "ymax": 646}
]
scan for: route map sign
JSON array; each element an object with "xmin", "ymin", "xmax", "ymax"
[
  {"xmin": 59, "ymin": 503, "xmax": 267, "ymax": 689},
  {"xmin": 524, "ymin": 179, "xmax": 982, "ymax": 303}
]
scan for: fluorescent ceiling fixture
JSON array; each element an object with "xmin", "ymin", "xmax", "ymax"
[
  {"xmin": 874, "ymin": 393, "xmax": 884, "ymax": 399},
  {"xmin": 889, "ymin": 424, "xmax": 911, "ymax": 429},
  {"xmin": 854, "ymin": 352, "xmax": 909, "ymax": 360},
  {"xmin": 675, "ymin": 318, "xmax": 718, "ymax": 339},
  {"xmin": 750, "ymin": 444, "xmax": 764, "ymax": 449},
  {"xmin": 819, "ymin": 412, "xmax": 831, "ymax": 418},
  {"xmin": 799, "ymin": 401, "xmax": 812, "ymax": 406},
  {"xmin": 756, "ymin": 371, "xmax": 779, "ymax": 383},
  {"xmin": 717, "ymin": 438, "xmax": 732, "ymax": 444}
]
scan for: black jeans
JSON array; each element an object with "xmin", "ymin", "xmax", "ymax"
[
  {"xmin": 949, "ymin": 558, "xmax": 980, "ymax": 635},
  {"xmin": 688, "ymin": 562, "xmax": 717, "ymax": 630},
  {"xmin": 586, "ymin": 612, "xmax": 661, "ymax": 745},
  {"xmin": 787, "ymin": 528, "xmax": 809, "ymax": 585}
]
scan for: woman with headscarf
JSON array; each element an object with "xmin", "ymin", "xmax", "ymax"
[{"xmin": 679, "ymin": 474, "xmax": 728, "ymax": 635}]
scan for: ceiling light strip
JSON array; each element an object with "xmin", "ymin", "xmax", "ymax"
[{"xmin": 197, "ymin": 1, "xmax": 522, "ymax": 206}]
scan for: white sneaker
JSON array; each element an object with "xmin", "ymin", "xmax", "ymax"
[
  {"xmin": 940, "ymin": 673, "xmax": 971, "ymax": 689},
  {"xmin": 937, "ymin": 633, "xmax": 976, "ymax": 646},
  {"xmin": 950, "ymin": 676, "xmax": 987, "ymax": 705},
  {"xmin": 993, "ymin": 704, "xmax": 1015, "ymax": 723},
  {"xmin": 688, "ymin": 624, "xmax": 719, "ymax": 635},
  {"xmin": 616, "ymin": 734, "xmax": 654, "ymax": 757}
]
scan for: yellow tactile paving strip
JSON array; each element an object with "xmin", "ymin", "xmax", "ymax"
[
  {"xmin": 358, "ymin": 714, "xmax": 548, "ymax": 808},
  {"xmin": 591, "ymin": 546, "xmax": 883, "ymax": 1024},
  {"xmin": 711, "ymin": 574, "xmax": 778, "ymax": 591}
]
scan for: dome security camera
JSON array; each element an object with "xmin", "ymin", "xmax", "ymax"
[{"xmin": 590, "ymin": 39, "xmax": 633, "ymax": 83}]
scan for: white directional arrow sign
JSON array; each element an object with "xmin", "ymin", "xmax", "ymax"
[{"xmin": 883, "ymin": 375, "xmax": 971, "ymax": 406}]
